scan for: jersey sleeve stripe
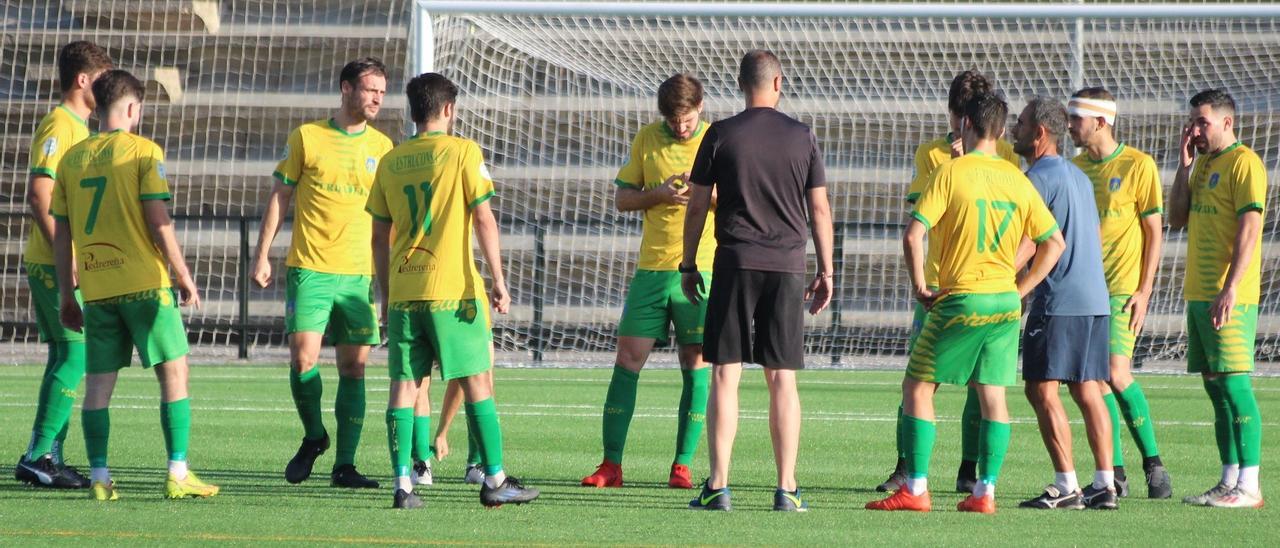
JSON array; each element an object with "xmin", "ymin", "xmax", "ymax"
[
  {"xmin": 1140, "ymin": 206, "xmax": 1163, "ymax": 217},
  {"xmin": 1236, "ymin": 202, "xmax": 1264, "ymax": 216},
  {"xmin": 613, "ymin": 178, "xmax": 641, "ymax": 189},
  {"xmin": 468, "ymin": 190, "xmax": 496, "ymax": 210},
  {"xmin": 140, "ymin": 192, "xmax": 172, "ymax": 201},
  {"xmin": 910, "ymin": 211, "xmax": 932, "ymax": 230},
  {"xmin": 30, "ymin": 167, "xmax": 56, "ymax": 178},
  {"xmin": 272, "ymin": 170, "xmax": 298, "ymax": 186},
  {"xmin": 1033, "ymin": 223, "xmax": 1060, "ymax": 244},
  {"xmin": 365, "ymin": 207, "xmax": 392, "ymax": 223}
]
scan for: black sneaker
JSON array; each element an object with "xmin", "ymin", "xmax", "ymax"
[
  {"xmin": 1019, "ymin": 484, "xmax": 1084, "ymax": 510},
  {"xmin": 15, "ymin": 454, "xmax": 81, "ymax": 488},
  {"xmin": 1145, "ymin": 465, "xmax": 1172, "ymax": 499},
  {"xmin": 331, "ymin": 464, "xmax": 380, "ymax": 489},
  {"xmin": 480, "ymin": 475, "xmax": 540, "ymax": 507},
  {"xmin": 955, "ymin": 460, "xmax": 978, "ymax": 493},
  {"xmin": 393, "ymin": 488, "xmax": 424, "ymax": 509},
  {"xmin": 773, "ymin": 488, "xmax": 808, "ymax": 512},
  {"xmin": 1082, "ymin": 483, "xmax": 1119, "ymax": 510},
  {"xmin": 876, "ymin": 459, "xmax": 907, "ymax": 492},
  {"xmin": 689, "ymin": 479, "xmax": 732, "ymax": 511},
  {"xmin": 58, "ymin": 463, "xmax": 90, "ymax": 489},
  {"xmin": 285, "ymin": 434, "xmax": 329, "ymax": 484}
]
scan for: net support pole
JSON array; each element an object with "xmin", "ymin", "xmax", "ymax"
[
  {"xmin": 829, "ymin": 222, "xmax": 846, "ymax": 365},
  {"xmin": 532, "ymin": 223, "xmax": 547, "ymax": 364},
  {"xmin": 238, "ymin": 217, "xmax": 250, "ymax": 360}
]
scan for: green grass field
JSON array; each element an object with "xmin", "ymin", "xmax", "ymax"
[{"xmin": 0, "ymin": 364, "xmax": 1275, "ymax": 545}]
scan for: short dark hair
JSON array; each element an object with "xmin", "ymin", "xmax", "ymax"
[
  {"xmin": 737, "ymin": 49, "xmax": 781, "ymax": 92},
  {"xmin": 657, "ymin": 73, "xmax": 703, "ymax": 118},
  {"xmin": 1026, "ymin": 96, "xmax": 1067, "ymax": 138},
  {"xmin": 947, "ymin": 70, "xmax": 994, "ymax": 117},
  {"xmin": 1072, "ymin": 86, "xmax": 1116, "ymax": 102},
  {"xmin": 963, "ymin": 91, "xmax": 1008, "ymax": 140},
  {"xmin": 339, "ymin": 57, "xmax": 388, "ymax": 88},
  {"xmin": 406, "ymin": 73, "xmax": 458, "ymax": 124},
  {"xmin": 1190, "ymin": 88, "xmax": 1236, "ymax": 115},
  {"xmin": 58, "ymin": 40, "xmax": 112, "ymax": 93},
  {"xmin": 91, "ymin": 69, "xmax": 145, "ymax": 114}
]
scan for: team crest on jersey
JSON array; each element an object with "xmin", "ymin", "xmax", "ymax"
[
  {"xmin": 43, "ymin": 137, "xmax": 58, "ymax": 156},
  {"xmin": 366, "ymin": 157, "xmax": 377, "ymax": 173},
  {"xmin": 1108, "ymin": 177, "xmax": 1122, "ymax": 192},
  {"xmin": 1208, "ymin": 173, "xmax": 1220, "ymax": 189},
  {"xmin": 479, "ymin": 161, "xmax": 492, "ymax": 181},
  {"xmin": 281, "ymin": 144, "xmax": 290, "ymax": 160},
  {"xmin": 157, "ymin": 162, "xmax": 167, "ymax": 179}
]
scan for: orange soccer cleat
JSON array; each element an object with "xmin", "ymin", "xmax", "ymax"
[
  {"xmin": 956, "ymin": 494, "xmax": 996, "ymax": 514},
  {"xmin": 581, "ymin": 460, "xmax": 623, "ymax": 488},
  {"xmin": 668, "ymin": 463, "xmax": 694, "ymax": 489},
  {"xmin": 865, "ymin": 488, "xmax": 932, "ymax": 512}
]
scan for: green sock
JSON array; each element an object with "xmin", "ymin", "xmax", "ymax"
[
  {"xmin": 386, "ymin": 407, "xmax": 414, "ymax": 478},
  {"xmin": 160, "ymin": 398, "xmax": 191, "ymax": 462},
  {"xmin": 1221, "ymin": 375, "xmax": 1262, "ymax": 467},
  {"xmin": 52, "ymin": 423, "xmax": 69, "ymax": 465},
  {"xmin": 903, "ymin": 415, "xmax": 936, "ymax": 479},
  {"xmin": 1103, "ymin": 392, "xmax": 1124, "ymax": 467},
  {"xmin": 333, "ymin": 376, "xmax": 366, "ymax": 468},
  {"xmin": 466, "ymin": 422, "xmax": 481, "ymax": 465},
  {"xmin": 960, "ymin": 386, "xmax": 982, "ymax": 462},
  {"xmin": 977, "ymin": 419, "xmax": 1011, "ymax": 484},
  {"xmin": 1203, "ymin": 377, "xmax": 1240, "ymax": 465},
  {"xmin": 602, "ymin": 365, "xmax": 639, "ymax": 464},
  {"xmin": 27, "ymin": 341, "xmax": 85, "ymax": 460},
  {"xmin": 412, "ymin": 415, "xmax": 434, "ymax": 462},
  {"xmin": 895, "ymin": 403, "xmax": 906, "ymax": 460},
  {"xmin": 82, "ymin": 408, "xmax": 110, "ymax": 468},
  {"xmin": 1115, "ymin": 382, "xmax": 1160, "ymax": 458},
  {"xmin": 464, "ymin": 398, "xmax": 504, "ymax": 476},
  {"xmin": 289, "ymin": 367, "xmax": 326, "ymax": 440},
  {"xmin": 674, "ymin": 367, "xmax": 709, "ymax": 465}
]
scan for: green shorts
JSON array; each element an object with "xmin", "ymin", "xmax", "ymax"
[
  {"xmin": 1186, "ymin": 300, "xmax": 1257, "ymax": 374},
  {"xmin": 387, "ymin": 300, "xmax": 492, "ymax": 381},
  {"xmin": 285, "ymin": 267, "xmax": 379, "ymax": 346},
  {"xmin": 85, "ymin": 288, "xmax": 189, "ymax": 374},
  {"xmin": 26, "ymin": 263, "xmax": 84, "ymax": 343},
  {"xmin": 907, "ymin": 292, "xmax": 1021, "ymax": 387},
  {"xmin": 617, "ymin": 270, "xmax": 710, "ymax": 345},
  {"xmin": 1109, "ymin": 294, "xmax": 1136, "ymax": 359}
]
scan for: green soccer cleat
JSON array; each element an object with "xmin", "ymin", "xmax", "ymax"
[
  {"xmin": 165, "ymin": 471, "xmax": 220, "ymax": 499},
  {"xmin": 90, "ymin": 480, "xmax": 119, "ymax": 501}
]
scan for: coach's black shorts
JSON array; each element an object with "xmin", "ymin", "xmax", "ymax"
[
  {"xmin": 1021, "ymin": 311, "xmax": 1110, "ymax": 383},
  {"xmin": 703, "ymin": 269, "xmax": 805, "ymax": 369}
]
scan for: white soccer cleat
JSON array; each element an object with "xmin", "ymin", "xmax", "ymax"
[
  {"xmin": 411, "ymin": 460, "xmax": 433, "ymax": 486},
  {"xmin": 1208, "ymin": 487, "xmax": 1264, "ymax": 509}
]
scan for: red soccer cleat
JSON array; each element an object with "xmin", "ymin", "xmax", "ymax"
[
  {"xmin": 956, "ymin": 494, "xmax": 996, "ymax": 514},
  {"xmin": 581, "ymin": 460, "xmax": 623, "ymax": 488},
  {"xmin": 865, "ymin": 488, "xmax": 932, "ymax": 512},
  {"xmin": 668, "ymin": 463, "xmax": 693, "ymax": 489}
]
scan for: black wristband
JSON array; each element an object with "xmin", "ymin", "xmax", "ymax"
[{"xmin": 678, "ymin": 263, "xmax": 698, "ymax": 274}]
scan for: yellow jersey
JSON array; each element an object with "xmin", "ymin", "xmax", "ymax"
[
  {"xmin": 26, "ymin": 105, "xmax": 92, "ymax": 265},
  {"xmin": 614, "ymin": 120, "xmax": 717, "ymax": 271},
  {"xmin": 1185, "ymin": 142, "xmax": 1267, "ymax": 304},
  {"xmin": 51, "ymin": 130, "xmax": 173, "ymax": 301},
  {"xmin": 1072, "ymin": 144, "xmax": 1163, "ymax": 295},
  {"xmin": 366, "ymin": 132, "xmax": 496, "ymax": 303},
  {"xmin": 912, "ymin": 151, "xmax": 1059, "ymax": 295},
  {"xmin": 274, "ymin": 119, "xmax": 395, "ymax": 275},
  {"xmin": 906, "ymin": 135, "xmax": 1020, "ymax": 287}
]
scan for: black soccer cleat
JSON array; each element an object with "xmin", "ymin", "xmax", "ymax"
[
  {"xmin": 955, "ymin": 460, "xmax": 978, "ymax": 494},
  {"xmin": 773, "ymin": 488, "xmax": 809, "ymax": 512},
  {"xmin": 1145, "ymin": 465, "xmax": 1172, "ymax": 499},
  {"xmin": 1019, "ymin": 484, "xmax": 1085, "ymax": 510},
  {"xmin": 393, "ymin": 488, "xmax": 424, "ymax": 509},
  {"xmin": 15, "ymin": 454, "xmax": 81, "ymax": 489},
  {"xmin": 58, "ymin": 463, "xmax": 90, "ymax": 489},
  {"xmin": 480, "ymin": 475, "xmax": 540, "ymax": 507},
  {"xmin": 689, "ymin": 479, "xmax": 732, "ymax": 511},
  {"xmin": 331, "ymin": 464, "xmax": 380, "ymax": 489},
  {"xmin": 1082, "ymin": 483, "xmax": 1119, "ymax": 510},
  {"xmin": 285, "ymin": 434, "xmax": 329, "ymax": 484}
]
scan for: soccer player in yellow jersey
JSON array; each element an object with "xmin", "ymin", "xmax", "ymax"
[
  {"xmin": 880, "ymin": 70, "xmax": 1022, "ymax": 494},
  {"xmin": 867, "ymin": 91, "xmax": 1064, "ymax": 514},
  {"xmin": 1067, "ymin": 87, "xmax": 1171, "ymax": 498},
  {"xmin": 369, "ymin": 73, "xmax": 539, "ymax": 509},
  {"xmin": 51, "ymin": 70, "xmax": 217, "ymax": 501},
  {"xmin": 14, "ymin": 41, "xmax": 111, "ymax": 489},
  {"xmin": 581, "ymin": 73, "xmax": 715, "ymax": 490},
  {"xmin": 252, "ymin": 58, "xmax": 394, "ymax": 488},
  {"xmin": 1169, "ymin": 89, "xmax": 1266, "ymax": 509}
]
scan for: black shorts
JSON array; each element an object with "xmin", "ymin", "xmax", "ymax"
[
  {"xmin": 703, "ymin": 269, "xmax": 805, "ymax": 369},
  {"xmin": 1021, "ymin": 312, "xmax": 1110, "ymax": 383}
]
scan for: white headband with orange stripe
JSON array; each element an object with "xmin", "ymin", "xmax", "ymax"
[{"xmin": 1068, "ymin": 97, "xmax": 1117, "ymax": 126}]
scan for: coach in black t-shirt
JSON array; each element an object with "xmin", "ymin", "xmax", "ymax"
[{"xmin": 680, "ymin": 49, "xmax": 834, "ymax": 512}]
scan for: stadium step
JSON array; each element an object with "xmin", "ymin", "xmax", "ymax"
[{"xmin": 62, "ymin": 0, "xmax": 222, "ymax": 33}]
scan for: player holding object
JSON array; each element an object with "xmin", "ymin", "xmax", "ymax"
[
  {"xmin": 880, "ymin": 70, "xmax": 1022, "ymax": 494},
  {"xmin": 582, "ymin": 73, "xmax": 715, "ymax": 490},
  {"xmin": 369, "ymin": 72, "xmax": 540, "ymax": 509},
  {"xmin": 15, "ymin": 40, "xmax": 112, "ymax": 489},
  {"xmin": 866, "ymin": 91, "xmax": 1064, "ymax": 514},
  {"xmin": 253, "ymin": 58, "xmax": 394, "ymax": 488},
  {"xmin": 682, "ymin": 50, "xmax": 834, "ymax": 512},
  {"xmin": 52, "ymin": 70, "xmax": 217, "ymax": 501},
  {"xmin": 1011, "ymin": 97, "xmax": 1118, "ymax": 511},
  {"xmin": 1068, "ymin": 88, "xmax": 1171, "ymax": 498},
  {"xmin": 1168, "ymin": 89, "xmax": 1266, "ymax": 509}
]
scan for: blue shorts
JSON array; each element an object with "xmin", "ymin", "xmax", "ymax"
[{"xmin": 1021, "ymin": 312, "xmax": 1110, "ymax": 383}]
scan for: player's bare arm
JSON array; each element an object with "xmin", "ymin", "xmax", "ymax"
[
  {"xmin": 1126, "ymin": 213, "xmax": 1163, "ymax": 334},
  {"xmin": 472, "ymin": 201, "xmax": 509, "ymax": 314},
  {"xmin": 615, "ymin": 172, "xmax": 690, "ymax": 211},
  {"xmin": 1167, "ymin": 123, "xmax": 1196, "ymax": 229},
  {"xmin": 902, "ymin": 219, "xmax": 945, "ymax": 308},
  {"xmin": 251, "ymin": 180, "xmax": 295, "ymax": 288},
  {"xmin": 52, "ymin": 217, "xmax": 80, "ymax": 331},
  {"xmin": 679, "ymin": 182, "xmax": 713, "ymax": 304},
  {"xmin": 806, "ymin": 186, "xmax": 834, "ymax": 315},
  {"xmin": 371, "ymin": 219, "xmax": 392, "ymax": 322},
  {"xmin": 144, "ymin": 199, "xmax": 201, "ymax": 309},
  {"xmin": 1211, "ymin": 210, "xmax": 1262, "ymax": 329},
  {"xmin": 1017, "ymin": 230, "xmax": 1066, "ymax": 298}
]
